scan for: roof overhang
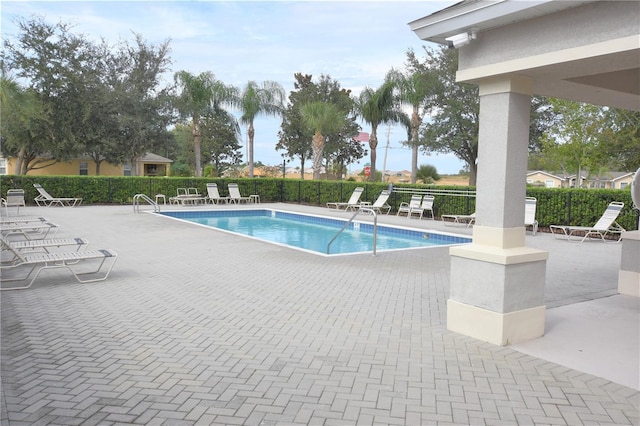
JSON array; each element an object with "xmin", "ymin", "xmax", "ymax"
[
  {"xmin": 409, "ymin": 0, "xmax": 596, "ymax": 45},
  {"xmin": 409, "ymin": 0, "xmax": 640, "ymax": 111}
]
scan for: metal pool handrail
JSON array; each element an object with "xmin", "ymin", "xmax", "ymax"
[
  {"xmin": 327, "ymin": 207, "xmax": 377, "ymax": 256},
  {"xmin": 133, "ymin": 194, "xmax": 160, "ymax": 213}
]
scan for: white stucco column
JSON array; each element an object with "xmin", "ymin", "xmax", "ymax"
[
  {"xmin": 447, "ymin": 76, "xmax": 549, "ymax": 346},
  {"xmin": 618, "ymin": 231, "xmax": 640, "ymax": 297}
]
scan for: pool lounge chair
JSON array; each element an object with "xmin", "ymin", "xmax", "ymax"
[
  {"xmin": 525, "ymin": 197, "xmax": 539, "ymax": 235},
  {"xmin": 1, "ymin": 236, "xmax": 89, "ymax": 265},
  {"xmin": 170, "ymin": 188, "xmax": 205, "ymax": 205},
  {"xmin": 410, "ymin": 195, "xmax": 435, "ymax": 219},
  {"xmin": 205, "ymin": 183, "xmax": 229, "ymax": 204},
  {"xmin": 550, "ymin": 201, "xmax": 625, "ymax": 242},
  {"xmin": 0, "ymin": 216, "xmax": 47, "ymax": 225},
  {"xmin": 359, "ymin": 190, "xmax": 391, "ymax": 215},
  {"xmin": 1, "ymin": 221, "xmax": 60, "ymax": 240},
  {"xmin": 227, "ymin": 183, "xmax": 253, "ymax": 204},
  {"xmin": 442, "ymin": 212, "xmax": 476, "ymax": 227},
  {"xmin": 33, "ymin": 183, "xmax": 82, "ymax": 207},
  {"xmin": 327, "ymin": 187, "xmax": 365, "ymax": 211},
  {"xmin": 0, "ymin": 239, "xmax": 117, "ymax": 290},
  {"xmin": 397, "ymin": 195, "xmax": 422, "ymax": 217},
  {"xmin": 2, "ymin": 189, "xmax": 26, "ymax": 215}
]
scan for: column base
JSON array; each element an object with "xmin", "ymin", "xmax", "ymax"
[
  {"xmin": 618, "ymin": 270, "xmax": 640, "ymax": 297},
  {"xmin": 448, "ymin": 243, "xmax": 548, "ymax": 346},
  {"xmin": 447, "ymin": 299, "xmax": 545, "ymax": 345},
  {"xmin": 618, "ymin": 231, "xmax": 640, "ymax": 297}
]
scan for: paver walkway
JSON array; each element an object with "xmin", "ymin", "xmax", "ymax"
[{"xmin": 1, "ymin": 204, "xmax": 638, "ymax": 425}]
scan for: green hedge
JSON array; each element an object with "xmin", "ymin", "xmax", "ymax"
[{"xmin": 1, "ymin": 175, "xmax": 637, "ymax": 231}]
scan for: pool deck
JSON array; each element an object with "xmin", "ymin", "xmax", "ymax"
[{"xmin": 1, "ymin": 203, "xmax": 638, "ymax": 425}]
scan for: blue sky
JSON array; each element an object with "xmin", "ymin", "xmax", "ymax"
[{"xmin": 1, "ymin": 1, "xmax": 465, "ymax": 174}]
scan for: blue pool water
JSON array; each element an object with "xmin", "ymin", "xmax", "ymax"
[{"xmin": 160, "ymin": 209, "xmax": 470, "ymax": 255}]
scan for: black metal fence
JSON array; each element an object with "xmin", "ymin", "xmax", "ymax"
[{"xmin": 1, "ymin": 175, "xmax": 637, "ymax": 231}]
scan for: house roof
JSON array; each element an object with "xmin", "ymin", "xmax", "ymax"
[
  {"xmin": 139, "ymin": 152, "xmax": 173, "ymax": 163},
  {"xmin": 526, "ymin": 170, "xmax": 564, "ymax": 180}
]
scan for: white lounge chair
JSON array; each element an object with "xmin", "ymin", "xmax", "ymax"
[
  {"xmin": 227, "ymin": 183, "xmax": 253, "ymax": 204},
  {"xmin": 1, "ymin": 221, "xmax": 60, "ymax": 240},
  {"xmin": 0, "ymin": 240, "xmax": 117, "ymax": 290},
  {"xmin": 410, "ymin": 195, "xmax": 435, "ymax": 219},
  {"xmin": 397, "ymin": 195, "xmax": 422, "ymax": 217},
  {"xmin": 327, "ymin": 187, "xmax": 365, "ymax": 210},
  {"xmin": 170, "ymin": 187, "xmax": 205, "ymax": 205},
  {"xmin": 2, "ymin": 189, "xmax": 26, "ymax": 215},
  {"xmin": 33, "ymin": 183, "xmax": 82, "ymax": 207},
  {"xmin": 0, "ymin": 216, "xmax": 47, "ymax": 225},
  {"xmin": 1, "ymin": 236, "xmax": 89, "ymax": 265},
  {"xmin": 360, "ymin": 190, "xmax": 391, "ymax": 215},
  {"xmin": 205, "ymin": 183, "xmax": 229, "ymax": 204},
  {"xmin": 442, "ymin": 212, "xmax": 476, "ymax": 227},
  {"xmin": 525, "ymin": 197, "xmax": 538, "ymax": 235},
  {"xmin": 550, "ymin": 201, "xmax": 625, "ymax": 242}
]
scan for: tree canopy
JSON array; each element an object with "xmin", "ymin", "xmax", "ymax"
[
  {"xmin": 2, "ymin": 17, "xmax": 173, "ymax": 175},
  {"xmin": 277, "ymin": 73, "xmax": 362, "ymax": 179}
]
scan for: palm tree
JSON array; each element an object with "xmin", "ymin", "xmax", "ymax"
[
  {"xmin": 356, "ymin": 82, "xmax": 408, "ymax": 182},
  {"xmin": 386, "ymin": 68, "xmax": 438, "ymax": 183},
  {"xmin": 174, "ymin": 71, "xmax": 236, "ymax": 177},
  {"xmin": 300, "ymin": 101, "xmax": 344, "ymax": 180},
  {"xmin": 236, "ymin": 80, "xmax": 285, "ymax": 177},
  {"xmin": 416, "ymin": 164, "xmax": 441, "ymax": 184}
]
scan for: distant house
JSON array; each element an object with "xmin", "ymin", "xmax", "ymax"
[
  {"xmin": 527, "ymin": 170, "xmax": 633, "ymax": 189},
  {"xmin": 0, "ymin": 152, "xmax": 173, "ymax": 177},
  {"xmin": 526, "ymin": 170, "xmax": 565, "ymax": 188},
  {"xmin": 566, "ymin": 173, "xmax": 588, "ymax": 188},
  {"xmin": 584, "ymin": 171, "xmax": 634, "ymax": 189}
]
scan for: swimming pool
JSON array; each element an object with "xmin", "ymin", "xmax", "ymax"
[{"xmin": 159, "ymin": 209, "xmax": 470, "ymax": 255}]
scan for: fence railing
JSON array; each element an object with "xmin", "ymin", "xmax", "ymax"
[{"xmin": 1, "ymin": 175, "xmax": 637, "ymax": 231}]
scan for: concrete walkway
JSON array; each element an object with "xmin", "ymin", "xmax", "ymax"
[{"xmin": 1, "ymin": 203, "xmax": 638, "ymax": 425}]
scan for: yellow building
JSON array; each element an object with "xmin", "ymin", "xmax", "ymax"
[{"xmin": 0, "ymin": 152, "xmax": 172, "ymax": 177}]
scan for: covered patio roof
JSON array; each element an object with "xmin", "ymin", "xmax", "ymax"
[{"xmin": 409, "ymin": 0, "xmax": 640, "ymax": 111}]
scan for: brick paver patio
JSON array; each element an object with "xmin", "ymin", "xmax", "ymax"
[{"xmin": 1, "ymin": 204, "xmax": 638, "ymax": 425}]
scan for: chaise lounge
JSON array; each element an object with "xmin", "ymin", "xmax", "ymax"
[
  {"xmin": 359, "ymin": 190, "xmax": 391, "ymax": 215},
  {"xmin": 34, "ymin": 183, "xmax": 83, "ymax": 207},
  {"xmin": 0, "ymin": 238, "xmax": 117, "ymax": 290},
  {"xmin": 550, "ymin": 201, "xmax": 625, "ymax": 242}
]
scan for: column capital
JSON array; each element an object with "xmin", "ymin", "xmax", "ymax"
[{"xmin": 478, "ymin": 75, "xmax": 533, "ymax": 96}]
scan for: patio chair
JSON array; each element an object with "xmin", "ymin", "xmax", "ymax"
[
  {"xmin": 410, "ymin": 195, "xmax": 435, "ymax": 219},
  {"xmin": 227, "ymin": 183, "xmax": 253, "ymax": 204},
  {"xmin": 397, "ymin": 195, "xmax": 422, "ymax": 217},
  {"xmin": 0, "ymin": 216, "xmax": 47, "ymax": 225},
  {"xmin": 205, "ymin": 183, "xmax": 229, "ymax": 204},
  {"xmin": 169, "ymin": 187, "xmax": 205, "ymax": 205},
  {"xmin": 442, "ymin": 212, "xmax": 476, "ymax": 227},
  {"xmin": 0, "ymin": 239, "xmax": 117, "ymax": 290},
  {"xmin": 1, "ymin": 236, "xmax": 89, "ymax": 265},
  {"xmin": 327, "ymin": 187, "xmax": 365, "ymax": 210},
  {"xmin": 550, "ymin": 201, "xmax": 625, "ymax": 242},
  {"xmin": 2, "ymin": 189, "xmax": 26, "ymax": 215},
  {"xmin": 33, "ymin": 183, "xmax": 82, "ymax": 207},
  {"xmin": 525, "ymin": 197, "xmax": 539, "ymax": 235},
  {"xmin": 359, "ymin": 190, "xmax": 391, "ymax": 215},
  {"xmin": 1, "ymin": 221, "xmax": 60, "ymax": 240}
]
